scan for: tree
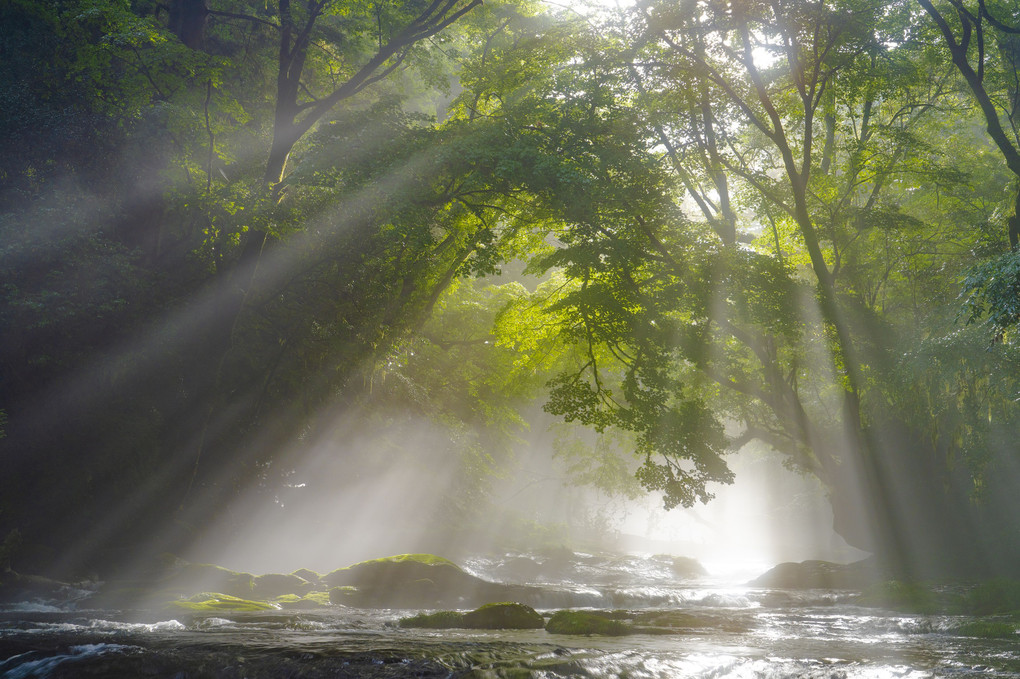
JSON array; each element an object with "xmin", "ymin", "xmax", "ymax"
[
  {"xmin": 162, "ymin": 0, "xmax": 494, "ymax": 508},
  {"xmin": 510, "ymin": 0, "xmax": 1020, "ymax": 575},
  {"xmin": 917, "ymin": 0, "xmax": 1020, "ymax": 247},
  {"xmin": 200, "ymin": 0, "xmax": 486, "ymax": 311},
  {"xmin": 917, "ymin": 0, "xmax": 1020, "ymax": 343},
  {"xmin": 0, "ymin": 0, "xmax": 556, "ymax": 572},
  {"xmin": 5, "ymin": 0, "xmax": 1020, "ymax": 580}
]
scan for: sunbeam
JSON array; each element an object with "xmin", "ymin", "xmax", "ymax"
[{"xmin": 4, "ymin": 0, "xmax": 1020, "ymax": 675}]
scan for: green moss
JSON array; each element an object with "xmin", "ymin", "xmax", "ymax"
[
  {"xmin": 273, "ymin": 591, "xmax": 332, "ymax": 609},
  {"xmin": 302, "ymin": 590, "xmax": 332, "ymax": 605},
  {"xmin": 328, "ymin": 585, "xmax": 356, "ymax": 604},
  {"xmin": 324, "ymin": 554, "xmax": 460, "ymax": 584},
  {"xmin": 165, "ymin": 592, "xmax": 277, "ymax": 613},
  {"xmin": 347, "ymin": 554, "xmax": 458, "ymax": 569},
  {"xmin": 399, "ymin": 602, "xmax": 544, "ymax": 630},
  {"xmin": 954, "ymin": 621, "xmax": 1019, "ymax": 638},
  {"xmin": 965, "ymin": 579, "xmax": 1020, "ymax": 615},
  {"xmin": 399, "ymin": 610, "xmax": 466, "ymax": 628},
  {"xmin": 545, "ymin": 610, "xmax": 632, "ymax": 636},
  {"xmin": 462, "ymin": 602, "xmax": 545, "ymax": 629},
  {"xmin": 857, "ymin": 581, "xmax": 940, "ymax": 614},
  {"xmin": 320, "ymin": 553, "xmax": 481, "ymax": 608}
]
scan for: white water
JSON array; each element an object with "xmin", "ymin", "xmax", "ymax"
[{"xmin": 2, "ymin": 552, "xmax": 1018, "ymax": 677}]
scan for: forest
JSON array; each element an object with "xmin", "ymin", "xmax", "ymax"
[{"xmin": 3, "ymin": 0, "xmax": 1020, "ymax": 583}]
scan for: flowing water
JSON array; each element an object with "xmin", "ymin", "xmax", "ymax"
[{"xmin": 1, "ymin": 552, "xmax": 1017, "ymax": 678}]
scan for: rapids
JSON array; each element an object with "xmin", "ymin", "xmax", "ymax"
[{"xmin": 1, "ymin": 552, "xmax": 1017, "ymax": 678}]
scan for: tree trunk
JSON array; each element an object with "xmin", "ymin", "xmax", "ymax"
[{"xmin": 168, "ymin": 0, "xmax": 208, "ymax": 50}]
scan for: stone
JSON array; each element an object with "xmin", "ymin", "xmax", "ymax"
[
  {"xmin": 748, "ymin": 558, "xmax": 884, "ymax": 589},
  {"xmin": 545, "ymin": 610, "xmax": 631, "ymax": 636},
  {"xmin": 461, "ymin": 602, "xmax": 544, "ymax": 629}
]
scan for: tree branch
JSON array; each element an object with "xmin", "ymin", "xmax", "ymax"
[{"xmin": 207, "ymin": 8, "xmax": 279, "ymax": 30}]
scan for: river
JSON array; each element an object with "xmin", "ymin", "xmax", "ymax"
[{"xmin": 1, "ymin": 552, "xmax": 1017, "ymax": 678}]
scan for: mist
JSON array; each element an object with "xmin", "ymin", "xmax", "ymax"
[{"xmin": 184, "ymin": 401, "xmax": 863, "ymax": 579}]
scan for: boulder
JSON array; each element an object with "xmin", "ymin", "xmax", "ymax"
[
  {"xmin": 251, "ymin": 573, "xmax": 312, "ymax": 599},
  {"xmin": 461, "ymin": 602, "xmax": 544, "ymax": 629},
  {"xmin": 749, "ymin": 558, "xmax": 884, "ymax": 589},
  {"xmin": 0, "ymin": 571, "xmax": 75, "ymax": 602},
  {"xmin": 398, "ymin": 610, "xmax": 465, "ymax": 629},
  {"xmin": 158, "ymin": 562, "xmax": 255, "ymax": 598},
  {"xmin": 669, "ymin": 556, "xmax": 708, "ymax": 578},
  {"xmin": 323, "ymin": 554, "xmax": 463, "ymax": 588},
  {"xmin": 399, "ymin": 602, "xmax": 544, "ymax": 630},
  {"xmin": 290, "ymin": 568, "xmax": 322, "ymax": 585},
  {"xmin": 323, "ymin": 553, "xmax": 541, "ymax": 609},
  {"xmin": 545, "ymin": 610, "xmax": 631, "ymax": 636},
  {"xmin": 164, "ymin": 592, "xmax": 278, "ymax": 614},
  {"xmin": 273, "ymin": 591, "xmax": 332, "ymax": 609}
]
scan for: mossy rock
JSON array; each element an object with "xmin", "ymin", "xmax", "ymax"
[
  {"xmin": 400, "ymin": 602, "xmax": 544, "ymax": 630},
  {"xmin": 323, "ymin": 554, "xmax": 462, "ymax": 588},
  {"xmin": 322, "ymin": 553, "xmax": 521, "ymax": 608},
  {"xmin": 252, "ymin": 573, "xmax": 312, "ymax": 599},
  {"xmin": 965, "ymin": 579, "xmax": 1020, "ymax": 615},
  {"xmin": 291, "ymin": 568, "xmax": 322, "ymax": 584},
  {"xmin": 339, "ymin": 553, "xmax": 458, "ymax": 569},
  {"xmin": 159, "ymin": 562, "xmax": 255, "ymax": 598},
  {"xmin": 399, "ymin": 610, "xmax": 466, "ymax": 629},
  {"xmin": 273, "ymin": 591, "xmax": 332, "ymax": 609},
  {"xmin": 165, "ymin": 592, "xmax": 277, "ymax": 613},
  {"xmin": 545, "ymin": 610, "xmax": 632, "ymax": 636},
  {"xmin": 462, "ymin": 602, "xmax": 544, "ymax": 629},
  {"xmin": 669, "ymin": 556, "xmax": 708, "ymax": 578},
  {"xmin": 328, "ymin": 586, "xmax": 357, "ymax": 605},
  {"xmin": 0, "ymin": 571, "xmax": 73, "ymax": 602},
  {"xmin": 954, "ymin": 621, "xmax": 1019, "ymax": 638},
  {"xmin": 856, "ymin": 581, "xmax": 940, "ymax": 614},
  {"xmin": 750, "ymin": 559, "xmax": 882, "ymax": 589}
]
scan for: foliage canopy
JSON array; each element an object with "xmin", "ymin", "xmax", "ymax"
[{"xmin": 3, "ymin": 0, "xmax": 1020, "ymax": 577}]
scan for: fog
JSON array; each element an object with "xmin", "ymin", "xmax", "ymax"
[{"xmin": 184, "ymin": 406, "xmax": 865, "ymax": 579}]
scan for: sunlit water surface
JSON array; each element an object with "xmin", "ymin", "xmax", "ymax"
[{"xmin": 1, "ymin": 553, "xmax": 1017, "ymax": 678}]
